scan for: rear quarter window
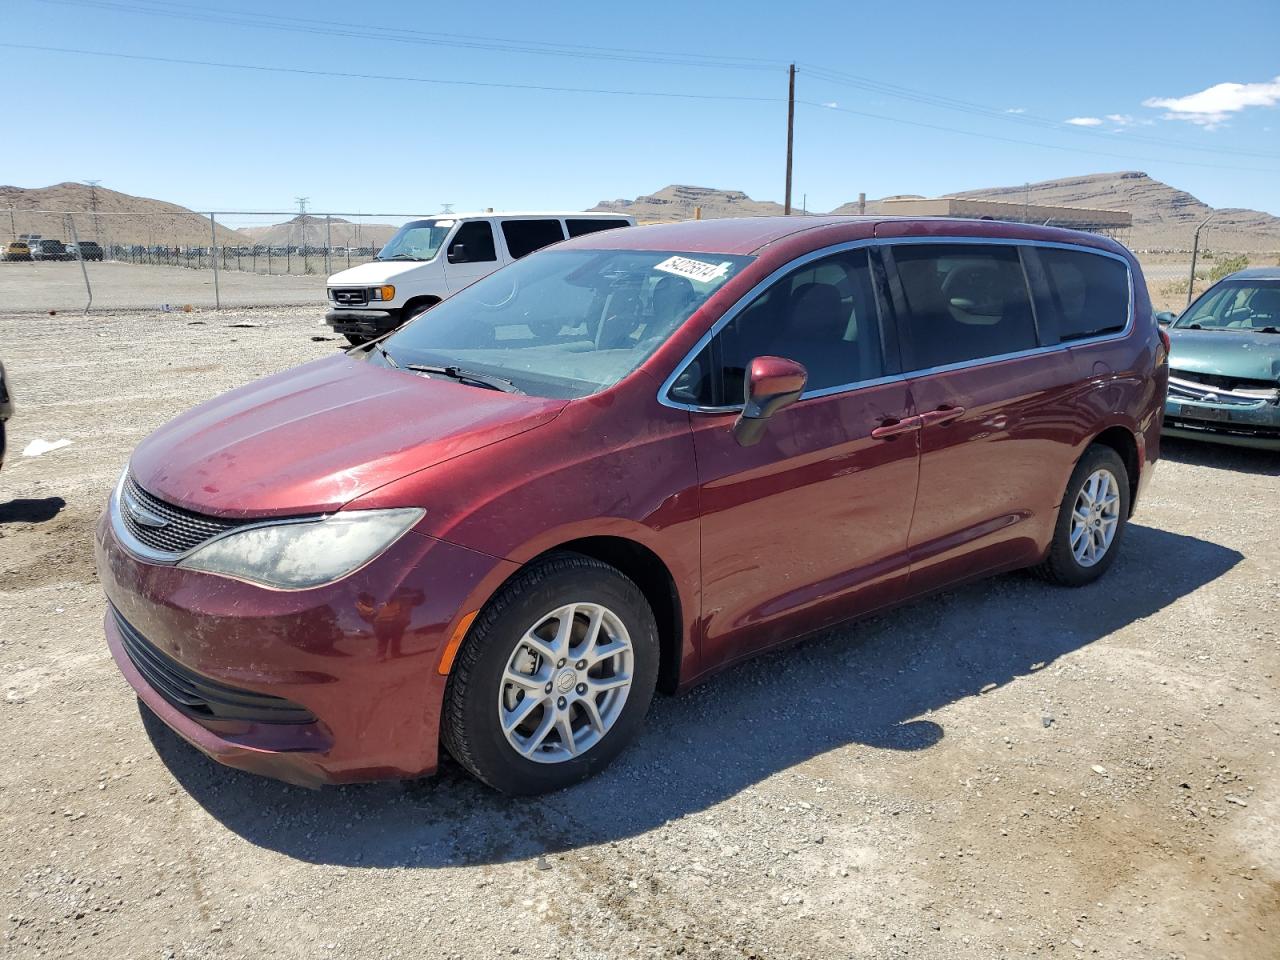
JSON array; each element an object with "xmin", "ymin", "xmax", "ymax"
[
  {"xmin": 565, "ymin": 218, "xmax": 630, "ymax": 238},
  {"xmin": 1037, "ymin": 247, "xmax": 1130, "ymax": 342},
  {"xmin": 501, "ymin": 219, "xmax": 567, "ymax": 259}
]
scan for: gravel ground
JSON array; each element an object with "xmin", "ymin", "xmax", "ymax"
[
  {"xmin": 1, "ymin": 306, "xmax": 1277, "ymax": 960},
  {"xmin": 0, "ymin": 261, "xmax": 330, "ymax": 313}
]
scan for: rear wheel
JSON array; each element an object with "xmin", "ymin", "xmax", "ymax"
[
  {"xmin": 441, "ymin": 552, "xmax": 659, "ymax": 794},
  {"xmin": 1036, "ymin": 444, "xmax": 1130, "ymax": 586}
]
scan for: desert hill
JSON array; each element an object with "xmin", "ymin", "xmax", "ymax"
[
  {"xmin": 831, "ymin": 172, "xmax": 1280, "ymax": 251},
  {"xmin": 0, "ymin": 182, "xmax": 248, "ymax": 246},
  {"xmin": 240, "ymin": 215, "xmax": 399, "ymax": 249},
  {"xmin": 590, "ymin": 184, "xmax": 786, "ymax": 223}
]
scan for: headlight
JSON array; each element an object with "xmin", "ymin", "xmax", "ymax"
[
  {"xmin": 369, "ymin": 284, "xmax": 395, "ymax": 301},
  {"xmin": 179, "ymin": 508, "xmax": 424, "ymax": 590}
]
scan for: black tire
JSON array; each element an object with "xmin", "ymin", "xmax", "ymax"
[
  {"xmin": 441, "ymin": 552, "xmax": 659, "ymax": 795},
  {"xmin": 1036, "ymin": 444, "xmax": 1130, "ymax": 587},
  {"xmin": 343, "ymin": 333, "xmax": 370, "ymax": 346}
]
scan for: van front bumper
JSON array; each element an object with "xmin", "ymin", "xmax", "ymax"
[{"xmin": 325, "ymin": 308, "xmax": 400, "ymax": 338}]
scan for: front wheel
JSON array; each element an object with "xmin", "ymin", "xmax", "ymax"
[
  {"xmin": 441, "ymin": 553, "xmax": 659, "ymax": 794},
  {"xmin": 1036, "ymin": 444, "xmax": 1130, "ymax": 586},
  {"xmin": 343, "ymin": 333, "xmax": 371, "ymax": 346}
]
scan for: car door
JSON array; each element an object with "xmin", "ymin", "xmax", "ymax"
[
  {"xmin": 442, "ymin": 220, "xmax": 500, "ymax": 292},
  {"xmin": 668, "ymin": 246, "xmax": 920, "ymax": 671},
  {"xmin": 882, "ymin": 241, "xmax": 1082, "ymax": 595}
]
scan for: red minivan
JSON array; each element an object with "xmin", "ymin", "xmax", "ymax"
[{"xmin": 97, "ymin": 217, "xmax": 1167, "ymax": 793}]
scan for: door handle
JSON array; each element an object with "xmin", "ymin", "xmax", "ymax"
[
  {"xmin": 870, "ymin": 415, "xmax": 923, "ymax": 440},
  {"xmin": 919, "ymin": 406, "xmax": 966, "ymax": 427}
]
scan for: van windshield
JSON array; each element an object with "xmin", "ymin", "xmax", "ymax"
[
  {"xmin": 377, "ymin": 248, "xmax": 753, "ymax": 399},
  {"xmin": 376, "ymin": 219, "xmax": 456, "ymax": 262}
]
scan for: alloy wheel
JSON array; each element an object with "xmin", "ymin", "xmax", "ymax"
[
  {"xmin": 1070, "ymin": 468, "xmax": 1120, "ymax": 568},
  {"xmin": 497, "ymin": 602, "xmax": 634, "ymax": 763}
]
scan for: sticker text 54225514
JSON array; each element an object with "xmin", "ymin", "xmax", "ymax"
[{"xmin": 654, "ymin": 255, "xmax": 731, "ymax": 285}]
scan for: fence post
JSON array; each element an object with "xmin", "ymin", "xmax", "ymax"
[
  {"xmin": 210, "ymin": 213, "xmax": 221, "ymax": 310},
  {"xmin": 325, "ymin": 215, "xmax": 332, "ymax": 276},
  {"xmin": 66, "ymin": 214, "xmax": 93, "ymax": 314}
]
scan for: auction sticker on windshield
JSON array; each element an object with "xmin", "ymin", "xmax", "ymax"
[{"xmin": 654, "ymin": 255, "xmax": 731, "ymax": 285}]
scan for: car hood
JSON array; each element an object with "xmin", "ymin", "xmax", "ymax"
[
  {"xmin": 327, "ymin": 259, "xmax": 431, "ymax": 286},
  {"xmin": 1167, "ymin": 328, "xmax": 1280, "ymax": 383},
  {"xmin": 129, "ymin": 354, "xmax": 565, "ymax": 517}
]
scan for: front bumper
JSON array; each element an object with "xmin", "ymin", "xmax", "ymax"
[
  {"xmin": 96, "ymin": 511, "xmax": 516, "ymax": 785},
  {"xmin": 324, "ymin": 308, "xmax": 399, "ymax": 337},
  {"xmin": 1164, "ymin": 392, "xmax": 1280, "ymax": 452}
]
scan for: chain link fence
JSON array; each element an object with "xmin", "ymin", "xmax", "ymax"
[{"xmin": 0, "ymin": 209, "xmax": 423, "ymax": 313}]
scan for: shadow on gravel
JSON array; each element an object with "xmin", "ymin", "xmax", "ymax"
[
  {"xmin": 144, "ymin": 522, "xmax": 1242, "ymax": 869},
  {"xmin": 1160, "ymin": 437, "xmax": 1279, "ymax": 477},
  {"xmin": 0, "ymin": 496, "xmax": 66, "ymax": 524}
]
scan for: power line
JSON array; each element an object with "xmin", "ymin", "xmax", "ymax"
[
  {"xmin": 799, "ymin": 64, "xmax": 1280, "ymax": 162},
  {"xmin": 0, "ymin": 42, "xmax": 784, "ymax": 105},
  {"xmin": 795, "ymin": 100, "xmax": 1274, "ymax": 173},
  {"xmin": 26, "ymin": 0, "xmax": 1280, "ymax": 164},
  {"xmin": 3, "ymin": 41, "xmax": 1272, "ymax": 175},
  {"xmin": 29, "ymin": 0, "xmax": 782, "ymax": 72}
]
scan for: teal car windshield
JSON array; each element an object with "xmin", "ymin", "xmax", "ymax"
[{"xmin": 1176, "ymin": 279, "xmax": 1280, "ymax": 332}]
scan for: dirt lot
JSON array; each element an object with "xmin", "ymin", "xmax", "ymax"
[
  {"xmin": 0, "ymin": 261, "xmax": 331, "ymax": 313},
  {"xmin": 1, "ymin": 306, "xmax": 1277, "ymax": 960}
]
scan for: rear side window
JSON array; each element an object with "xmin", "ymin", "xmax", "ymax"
[
  {"xmin": 501, "ymin": 219, "xmax": 566, "ymax": 259},
  {"xmin": 891, "ymin": 244, "xmax": 1037, "ymax": 369},
  {"xmin": 566, "ymin": 218, "xmax": 630, "ymax": 238},
  {"xmin": 1037, "ymin": 248, "xmax": 1129, "ymax": 342},
  {"xmin": 671, "ymin": 249, "xmax": 885, "ymax": 406},
  {"xmin": 448, "ymin": 221, "xmax": 497, "ymax": 262}
]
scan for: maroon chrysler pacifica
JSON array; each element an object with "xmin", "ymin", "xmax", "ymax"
[{"xmin": 97, "ymin": 216, "xmax": 1168, "ymax": 793}]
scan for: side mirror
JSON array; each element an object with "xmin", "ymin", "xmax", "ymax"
[
  {"xmin": 1154, "ymin": 311, "xmax": 1176, "ymax": 327},
  {"xmin": 733, "ymin": 356, "xmax": 807, "ymax": 447},
  {"xmin": 447, "ymin": 243, "xmax": 467, "ymax": 264}
]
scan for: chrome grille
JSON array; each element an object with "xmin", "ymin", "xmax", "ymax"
[
  {"xmin": 332, "ymin": 288, "xmax": 368, "ymax": 307},
  {"xmin": 119, "ymin": 473, "xmax": 249, "ymax": 556}
]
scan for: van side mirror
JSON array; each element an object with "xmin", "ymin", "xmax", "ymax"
[
  {"xmin": 733, "ymin": 356, "xmax": 807, "ymax": 447},
  {"xmin": 1154, "ymin": 311, "xmax": 1176, "ymax": 327},
  {"xmin": 447, "ymin": 243, "xmax": 467, "ymax": 264}
]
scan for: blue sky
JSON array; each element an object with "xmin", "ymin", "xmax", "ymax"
[{"xmin": 3, "ymin": 0, "xmax": 1278, "ymax": 218}]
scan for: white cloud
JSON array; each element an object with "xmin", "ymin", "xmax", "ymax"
[
  {"xmin": 821, "ymin": 101, "xmax": 839, "ymax": 109},
  {"xmin": 1005, "ymin": 107, "xmax": 1026, "ymax": 114},
  {"xmin": 1143, "ymin": 75, "xmax": 1280, "ymax": 127},
  {"xmin": 1065, "ymin": 116, "xmax": 1104, "ymax": 127},
  {"xmin": 1105, "ymin": 113, "xmax": 1134, "ymax": 125}
]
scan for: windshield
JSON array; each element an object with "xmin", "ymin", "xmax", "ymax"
[
  {"xmin": 1176, "ymin": 278, "xmax": 1280, "ymax": 331},
  {"xmin": 376, "ymin": 219, "xmax": 456, "ymax": 262},
  {"xmin": 378, "ymin": 248, "xmax": 753, "ymax": 398}
]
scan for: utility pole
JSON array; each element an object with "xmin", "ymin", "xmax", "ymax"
[
  {"xmin": 784, "ymin": 63, "xmax": 795, "ymax": 216},
  {"xmin": 84, "ymin": 179, "xmax": 102, "ymax": 243},
  {"xmin": 294, "ymin": 196, "xmax": 309, "ymax": 254},
  {"xmin": 1187, "ymin": 214, "xmax": 1213, "ymax": 307}
]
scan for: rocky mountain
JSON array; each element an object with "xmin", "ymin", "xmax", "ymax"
[
  {"xmin": 239, "ymin": 215, "xmax": 399, "ymax": 249},
  {"xmin": 832, "ymin": 172, "xmax": 1280, "ymax": 252},
  {"xmin": 0, "ymin": 182, "xmax": 249, "ymax": 246},
  {"xmin": 590, "ymin": 185, "xmax": 786, "ymax": 223}
]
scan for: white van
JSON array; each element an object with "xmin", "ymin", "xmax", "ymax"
[{"xmin": 325, "ymin": 211, "xmax": 635, "ymax": 343}]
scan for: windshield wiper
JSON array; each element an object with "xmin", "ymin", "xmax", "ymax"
[
  {"xmin": 371, "ymin": 341, "xmax": 399, "ymax": 367},
  {"xmin": 405, "ymin": 364, "xmax": 523, "ymax": 394}
]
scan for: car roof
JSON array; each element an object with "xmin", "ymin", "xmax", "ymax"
[
  {"xmin": 1220, "ymin": 267, "xmax": 1280, "ymax": 280},
  {"xmin": 558, "ymin": 215, "xmax": 1123, "ymax": 257},
  {"xmin": 419, "ymin": 211, "xmax": 632, "ymax": 220}
]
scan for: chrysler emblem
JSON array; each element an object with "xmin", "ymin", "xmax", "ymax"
[{"xmin": 122, "ymin": 487, "xmax": 169, "ymax": 529}]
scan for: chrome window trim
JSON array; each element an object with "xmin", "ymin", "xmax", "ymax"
[
  {"xmin": 657, "ymin": 235, "xmax": 1135, "ymax": 413},
  {"xmin": 108, "ymin": 469, "xmax": 324, "ymax": 566}
]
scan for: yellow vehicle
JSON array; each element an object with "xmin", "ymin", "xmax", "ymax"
[{"xmin": 5, "ymin": 241, "xmax": 32, "ymax": 261}]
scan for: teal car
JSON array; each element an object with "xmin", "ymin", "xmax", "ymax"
[{"xmin": 1162, "ymin": 268, "xmax": 1280, "ymax": 451}]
